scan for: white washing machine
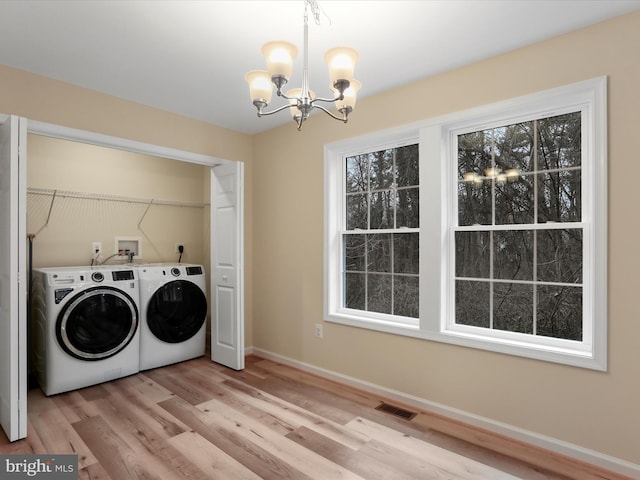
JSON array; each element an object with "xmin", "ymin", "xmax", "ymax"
[
  {"xmin": 30, "ymin": 265, "xmax": 140, "ymax": 396},
  {"xmin": 136, "ymin": 263, "xmax": 207, "ymax": 370}
]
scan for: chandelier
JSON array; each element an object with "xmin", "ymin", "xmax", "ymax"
[{"xmin": 245, "ymin": 0, "xmax": 361, "ymax": 130}]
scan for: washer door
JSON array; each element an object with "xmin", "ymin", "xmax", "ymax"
[
  {"xmin": 56, "ymin": 286, "xmax": 139, "ymax": 361},
  {"xmin": 147, "ymin": 280, "xmax": 207, "ymax": 343}
]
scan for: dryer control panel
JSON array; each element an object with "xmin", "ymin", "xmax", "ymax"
[
  {"xmin": 112, "ymin": 270, "xmax": 135, "ymax": 281},
  {"xmin": 186, "ymin": 266, "xmax": 203, "ymax": 276}
]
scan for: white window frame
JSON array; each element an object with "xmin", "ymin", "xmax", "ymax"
[
  {"xmin": 324, "ymin": 77, "xmax": 607, "ymax": 370},
  {"xmin": 324, "ymin": 128, "xmax": 421, "ymax": 335}
]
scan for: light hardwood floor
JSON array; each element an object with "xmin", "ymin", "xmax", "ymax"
[{"xmin": 0, "ymin": 355, "xmax": 630, "ymax": 479}]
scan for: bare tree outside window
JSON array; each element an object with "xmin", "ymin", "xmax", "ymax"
[
  {"xmin": 456, "ymin": 112, "xmax": 582, "ymax": 341},
  {"xmin": 344, "ymin": 145, "xmax": 419, "ymax": 318}
]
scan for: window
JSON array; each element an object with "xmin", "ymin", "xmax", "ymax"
[
  {"xmin": 325, "ymin": 77, "xmax": 606, "ymax": 369},
  {"xmin": 455, "ymin": 113, "xmax": 583, "ymax": 340},
  {"xmin": 344, "ymin": 145, "xmax": 419, "ymax": 319}
]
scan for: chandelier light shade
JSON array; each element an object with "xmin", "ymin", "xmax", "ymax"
[
  {"xmin": 245, "ymin": 0, "xmax": 361, "ymax": 130},
  {"xmin": 245, "ymin": 70, "xmax": 273, "ymax": 106},
  {"xmin": 324, "ymin": 47, "xmax": 359, "ymax": 89},
  {"xmin": 262, "ymin": 41, "xmax": 298, "ymax": 85}
]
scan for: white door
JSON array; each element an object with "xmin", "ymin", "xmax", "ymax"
[
  {"xmin": 0, "ymin": 115, "xmax": 27, "ymax": 441},
  {"xmin": 210, "ymin": 162, "xmax": 245, "ymax": 370}
]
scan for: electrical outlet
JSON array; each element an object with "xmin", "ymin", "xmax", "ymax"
[
  {"xmin": 175, "ymin": 243, "xmax": 184, "ymax": 253},
  {"xmin": 91, "ymin": 241, "xmax": 102, "ymax": 256},
  {"xmin": 314, "ymin": 323, "xmax": 323, "ymax": 339}
]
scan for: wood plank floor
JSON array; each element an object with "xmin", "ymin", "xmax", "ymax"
[{"xmin": 0, "ymin": 355, "xmax": 628, "ymax": 479}]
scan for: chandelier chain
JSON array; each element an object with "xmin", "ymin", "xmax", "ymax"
[{"xmin": 305, "ymin": 0, "xmax": 330, "ymax": 27}]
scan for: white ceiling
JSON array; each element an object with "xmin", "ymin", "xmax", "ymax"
[{"xmin": 1, "ymin": 0, "xmax": 639, "ymax": 135}]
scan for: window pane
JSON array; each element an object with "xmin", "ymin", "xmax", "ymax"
[
  {"xmin": 537, "ymin": 229, "xmax": 582, "ymax": 284},
  {"xmin": 456, "ymin": 280, "xmax": 490, "ymax": 327},
  {"xmin": 394, "ymin": 275, "xmax": 419, "ymax": 318},
  {"xmin": 396, "ymin": 144, "xmax": 419, "ymax": 187},
  {"xmin": 493, "ymin": 283, "xmax": 533, "ymax": 334},
  {"xmin": 368, "ymin": 274, "xmax": 392, "ymax": 314},
  {"xmin": 537, "ymin": 170, "xmax": 581, "ymax": 223},
  {"xmin": 367, "ymin": 234, "xmax": 391, "ymax": 273},
  {"xmin": 495, "ymin": 174, "xmax": 534, "ymax": 224},
  {"xmin": 342, "ymin": 142, "xmax": 419, "ymax": 321},
  {"xmin": 346, "ymin": 154, "xmax": 369, "ymax": 193},
  {"xmin": 369, "ymin": 150, "xmax": 394, "ymax": 191},
  {"xmin": 537, "ymin": 285, "xmax": 582, "ymax": 340},
  {"xmin": 494, "ymin": 121, "xmax": 535, "ymax": 173},
  {"xmin": 344, "ymin": 235, "xmax": 366, "ymax": 272},
  {"xmin": 455, "ymin": 231, "xmax": 490, "ymax": 278},
  {"xmin": 394, "ymin": 233, "xmax": 419, "ymax": 274},
  {"xmin": 346, "ymin": 193, "xmax": 368, "ymax": 230},
  {"xmin": 493, "ymin": 230, "xmax": 533, "ymax": 281},
  {"xmin": 458, "ymin": 180, "xmax": 492, "ymax": 226},
  {"xmin": 370, "ymin": 190, "xmax": 393, "ymax": 229},
  {"xmin": 458, "ymin": 131, "xmax": 492, "ymax": 180},
  {"xmin": 537, "ymin": 113, "xmax": 581, "ymax": 170},
  {"xmin": 396, "ymin": 187, "xmax": 419, "ymax": 228},
  {"xmin": 345, "ymin": 273, "xmax": 365, "ymax": 310}
]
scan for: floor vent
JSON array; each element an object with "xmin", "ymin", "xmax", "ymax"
[{"xmin": 375, "ymin": 402, "xmax": 417, "ymax": 420}]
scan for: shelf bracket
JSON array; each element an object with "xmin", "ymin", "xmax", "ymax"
[
  {"xmin": 137, "ymin": 199, "xmax": 154, "ymax": 230},
  {"xmin": 32, "ymin": 189, "xmax": 57, "ymax": 237}
]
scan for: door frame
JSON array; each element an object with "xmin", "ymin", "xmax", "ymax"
[
  {"xmin": 1, "ymin": 116, "xmax": 245, "ymax": 440},
  {"xmin": 0, "ymin": 115, "xmax": 27, "ymax": 441}
]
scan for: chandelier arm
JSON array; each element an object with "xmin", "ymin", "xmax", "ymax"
[
  {"xmin": 312, "ymin": 104, "xmax": 348, "ymax": 123},
  {"xmin": 276, "ymin": 91, "xmax": 298, "ymax": 101},
  {"xmin": 255, "ymin": 104, "xmax": 293, "ymax": 117},
  {"xmin": 310, "ymin": 94, "xmax": 344, "ymax": 105}
]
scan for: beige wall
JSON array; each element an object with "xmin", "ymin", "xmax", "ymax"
[
  {"xmin": 252, "ymin": 11, "xmax": 640, "ymax": 465},
  {"xmin": 3, "ymin": 9, "xmax": 640, "ymax": 468},
  {"xmin": 0, "ymin": 64, "xmax": 254, "ymax": 345},
  {"xmin": 27, "ymin": 134, "xmax": 209, "ymax": 268}
]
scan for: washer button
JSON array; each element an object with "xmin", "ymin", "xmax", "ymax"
[
  {"xmin": 91, "ymin": 272, "xmax": 104, "ymax": 282},
  {"xmin": 171, "ymin": 267, "xmax": 180, "ymax": 277}
]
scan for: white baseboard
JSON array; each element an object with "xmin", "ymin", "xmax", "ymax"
[{"xmin": 249, "ymin": 347, "xmax": 640, "ymax": 479}]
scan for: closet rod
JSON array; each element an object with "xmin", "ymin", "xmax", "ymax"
[{"xmin": 27, "ymin": 187, "xmax": 209, "ymax": 208}]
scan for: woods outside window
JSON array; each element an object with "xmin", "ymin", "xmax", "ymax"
[
  {"xmin": 344, "ymin": 145, "xmax": 419, "ymax": 319},
  {"xmin": 455, "ymin": 113, "xmax": 583, "ymax": 341},
  {"xmin": 325, "ymin": 77, "xmax": 606, "ymax": 370}
]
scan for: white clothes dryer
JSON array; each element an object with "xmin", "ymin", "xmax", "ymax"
[
  {"xmin": 136, "ymin": 263, "xmax": 207, "ymax": 370},
  {"xmin": 30, "ymin": 265, "xmax": 140, "ymax": 396}
]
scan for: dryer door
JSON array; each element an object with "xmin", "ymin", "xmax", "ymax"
[
  {"xmin": 56, "ymin": 287, "xmax": 139, "ymax": 360},
  {"xmin": 147, "ymin": 280, "xmax": 207, "ymax": 343}
]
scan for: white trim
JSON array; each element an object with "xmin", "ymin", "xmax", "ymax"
[
  {"xmin": 324, "ymin": 77, "xmax": 607, "ymax": 371},
  {"xmin": 324, "ymin": 77, "xmax": 607, "ymax": 153},
  {"xmin": 250, "ymin": 347, "xmax": 640, "ymax": 479},
  {"xmin": 324, "ymin": 136, "xmax": 420, "ymax": 328},
  {"xmin": 26, "ymin": 120, "xmax": 227, "ymax": 167},
  {"xmin": 434, "ymin": 76, "xmax": 606, "ymax": 371}
]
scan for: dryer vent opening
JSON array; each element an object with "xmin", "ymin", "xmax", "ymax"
[{"xmin": 375, "ymin": 402, "xmax": 417, "ymax": 420}]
